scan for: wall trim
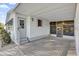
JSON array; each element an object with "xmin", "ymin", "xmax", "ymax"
[{"xmin": 29, "ymin": 34, "xmax": 50, "ymax": 41}]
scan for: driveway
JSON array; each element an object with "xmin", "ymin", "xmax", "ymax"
[{"xmin": 0, "ymin": 36, "xmax": 76, "ymax": 56}]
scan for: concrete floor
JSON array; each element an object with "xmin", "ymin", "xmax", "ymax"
[{"xmin": 0, "ymin": 36, "xmax": 76, "ymax": 56}]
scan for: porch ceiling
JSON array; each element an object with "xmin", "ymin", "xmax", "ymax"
[{"xmin": 15, "ymin": 3, "xmax": 76, "ymax": 21}]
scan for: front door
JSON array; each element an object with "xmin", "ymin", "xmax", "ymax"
[
  {"xmin": 56, "ymin": 27, "xmax": 63, "ymax": 37},
  {"xmin": 18, "ymin": 17, "xmax": 26, "ymax": 39}
]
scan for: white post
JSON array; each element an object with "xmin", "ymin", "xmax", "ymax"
[
  {"xmin": 75, "ymin": 3, "xmax": 79, "ymax": 55},
  {"xmin": 26, "ymin": 16, "xmax": 31, "ymax": 39},
  {"xmin": 13, "ymin": 13, "xmax": 20, "ymax": 45}
]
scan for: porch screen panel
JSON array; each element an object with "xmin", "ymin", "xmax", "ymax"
[
  {"xmin": 63, "ymin": 21, "xmax": 74, "ymax": 36},
  {"xmin": 50, "ymin": 22, "xmax": 56, "ymax": 34}
]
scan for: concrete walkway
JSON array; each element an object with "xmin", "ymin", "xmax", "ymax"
[{"xmin": 0, "ymin": 37, "xmax": 76, "ymax": 56}]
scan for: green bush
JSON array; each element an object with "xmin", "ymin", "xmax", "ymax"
[
  {"xmin": 0, "ymin": 25, "xmax": 11, "ymax": 46},
  {"xmin": 1, "ymin": 29, "xmax": 11, "ymax": 44}
]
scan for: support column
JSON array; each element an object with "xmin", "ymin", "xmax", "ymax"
[
  {"xmin": 26, "ymin": 16, "xmax": 31, "ymax": 39},
  {"xmin": 13, "ymin": 13, "xmax": 20, "ymax": 45},
  {"xmin": 75, "ymin": 3, "xmax": 79, "ymax": 55}
]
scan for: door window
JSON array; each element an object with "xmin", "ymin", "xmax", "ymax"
[{"xmin": 20, "ymin": 20, "xmax": 24, "ymax": 28}]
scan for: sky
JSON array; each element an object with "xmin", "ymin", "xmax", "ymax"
[{"xmin": 0, "ymin": 3, "xmax": 16, "ymax": 24}]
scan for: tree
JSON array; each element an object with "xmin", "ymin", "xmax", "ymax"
[{"xmin": 0, "ymin": 23, "xmax": 4, "ymax": 29}]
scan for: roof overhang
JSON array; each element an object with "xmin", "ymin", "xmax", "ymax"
[
  {"xmin": 15, "ymin": 3, "xmax": 76, "ymax": 21},
  {"xmin": 5, "ymin": 3, "xmax": 20, "ymax": 25}
]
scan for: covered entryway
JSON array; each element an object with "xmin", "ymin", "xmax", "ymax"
[{"xmin": 6, "ymin": 3, "xmax": 77, "ymax": 55}]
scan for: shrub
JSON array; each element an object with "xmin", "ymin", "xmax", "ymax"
[
  {"xmin": 0, "ymin": 25, "xmax": 11, "ymax": 47},
  {"xmin": 1, "ymin": 29, "xmax": 11, "ymax": 44}
]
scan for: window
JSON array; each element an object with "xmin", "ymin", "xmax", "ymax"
[
  {"xmin": 38, "ymin": 19, "xmax": 42, "ymax": 27},
  {"xmin": 7, "ymin": 18, "xmax": 13, "ymax": 30},
  {"xmin": 20, "ymin": 20, "xmax": 24, "ymax": 28},
  {"xmin": 7, "ymin": 18, "xmax": 13, "ymax": 25}
]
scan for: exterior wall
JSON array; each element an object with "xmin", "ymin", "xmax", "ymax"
[
  {"xmin": 75, "ymin": 3, "xmax": 79, "ymax": 55},
  {"xmin": 27, "ymin": 17, "xmax": 50, "ymax": 41},
  {"xmin": 30, "ymin": 17, "xmax": 50, "ymax": 37}
]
